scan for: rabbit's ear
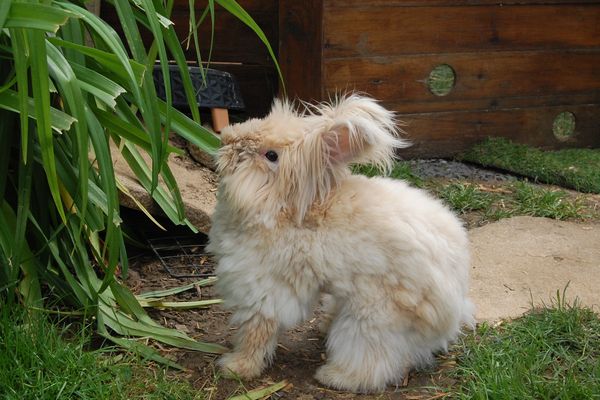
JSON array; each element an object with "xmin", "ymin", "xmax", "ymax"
[{"xmin": 318, "ymin": 94, "xmax": 410, "ymax": 172}]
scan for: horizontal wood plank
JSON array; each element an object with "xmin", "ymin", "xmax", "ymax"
[
  {"xmin": 169, "ymin": 6, "xmax": 278, "ymax": 64},
  {"xmin": 101, "ymin": 0, "xmax": 278, "ymax": 65},
  {"xmin": 324, "ymin": 4, "xmax": 600, "ymax": 58},
  {"xmin": 324, "ymin": 51, "xmax": 600, "ymax": 112},
  {"xmin": 398, "ymin": 104, "xmax": 600, "ymax": 157},
  {"xmin": 171, "ymin": 0, "xmax": 276, "ymax": 13},
  {"xmin": 386, "ymin": 93, "xmax": 600, "ymax": 115},
  {"xmin": 279, "ymin": 0, "xmax": 324, "ymax": 101},
  {"xmin": 326, "ymin": 0, "xmax": 600, "ymax": 7}
]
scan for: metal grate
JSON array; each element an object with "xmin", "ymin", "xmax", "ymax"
[{"xmin": 147, "ymin": 236, "xmax": 215, "ymax": 278}]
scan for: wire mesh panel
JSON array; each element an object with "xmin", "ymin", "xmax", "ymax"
[{"xmin": 147, "ymin": 236, "xmax": 215, "ymax": 278}]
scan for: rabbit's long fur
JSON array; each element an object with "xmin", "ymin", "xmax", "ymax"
[{"xmin": 207, "ymin": 94, "xmax": 474, "ymax": 392}]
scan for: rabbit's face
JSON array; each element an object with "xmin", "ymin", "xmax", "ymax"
[
  {"xmin": 213, "ymin": 95, "xmax": 408, "ymax": 225},
  {"xmin": 215, "ymin": 101, "xmax": 312, "ymax": 223}
]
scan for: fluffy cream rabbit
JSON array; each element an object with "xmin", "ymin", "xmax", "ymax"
[{"xmin": 207, "ymin": 94, "xmax": 474, "ymax": 393}]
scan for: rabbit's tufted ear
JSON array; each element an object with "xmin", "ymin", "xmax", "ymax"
[{"xmin": 317, "ymin": 94, "xmax": 410, "ymax": 172}]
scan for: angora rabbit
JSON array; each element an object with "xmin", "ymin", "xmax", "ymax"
[{"xmin": 207, "ymin": 94, "xmax": 474, "ymax": 392}]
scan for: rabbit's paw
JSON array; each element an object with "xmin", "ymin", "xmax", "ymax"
[
  {"xmin": 315, "ymin": 363, "xmax": 385, "ymax": 393},
  {"xmin": 318, "ymin": 314, "xmax": 333, "ymax": 334},
  {"xmin": 218, "ymin": 352, "xmax": 263, "ymax": 380}
]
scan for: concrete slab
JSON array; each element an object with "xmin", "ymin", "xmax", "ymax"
[{"xmin": 469, "ymin": 216, "xmax": 600, "ymax": 322}]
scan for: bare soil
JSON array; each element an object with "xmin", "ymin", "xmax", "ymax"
[{"xmin": 126, "ymin": 252, "xmax": 457, "ymax": 400}]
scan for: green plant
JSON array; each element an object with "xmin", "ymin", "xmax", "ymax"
[
  {"xmin": 433, "ymin": 180, "xmax": 587, "ymax": 225},
  {"xmin": 511, "ymin": 181, "xmax": 584, "ymax": 220},
  {"xmin": 438, "ymin": 183, "xmax": 495, "ymax": 214},
  {"xmin": 353, "ymin": 161, "xmax": 424, "ymax": 187},
  {"xmin": 460, "ymin": 137, "xmax": 600, "ymax": 193},
  {"xmin": 427, "ymin": 64, "xmax": 455, "ymax": 96},
  {"xmin": 0, "ymin": 0, "xmax": 279, "ymax": 362},
  {"xmin": 0, "ymin": 306, "xmax": 206, "ymax": 399},
  {"xmin": 451, "ymin": 293, "xmax": 600, "ymax": 399}
]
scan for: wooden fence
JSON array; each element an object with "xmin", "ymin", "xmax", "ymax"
[{"xmin": 103, "ymin": 0, "xmax": 600, "ymax": 157}]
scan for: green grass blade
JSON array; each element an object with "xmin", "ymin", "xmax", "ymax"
[
  {"xmin": 207, "ymin": 0, "xmax": 216, "ymax": 64},
  {"xmin": 107, "ymin": 0, "xmax": 164, "ymax": 192},
  {"xmin": 56, "ymin": 2, "xmax": 141, "ymax": 90},
  {"xmin": 229, "ymin": 380, "xmax": 289, "ymax": 400},
  {"xmin": 161, "ymin": 28, "xmax": 202, "ymax": 124},
  {"xmin": 109, "ymin": 280, "xmax": 157, "ymax": 327},
  {"xmin": 84, "ymin": 112, "xmax": 122, "ymax": 293},
  {"xmin": 7, "ymin": 28, "xmax": 29, "ymax": 163},
  {"xmin": 116, "ymin": 141, "xmax": 186, "ymax": 224},
  {"xmin": 0, "ymin": 0, "xmax": 11, "ymax": 29},
  {"xmin": 152, "ymin": 153, "xmax": 186, "ymax": 220},
  {"xmin": 0, "ymin": 89, "xmax": 76, "ymax": 133},
  {"xmin": 96, "ymin": 107, "xmax": 179, "ymax": 152},
  {"xmin": 13, "ymin": 124, "xmax": 34, "ymax": 284},
  {"xmin": 157, "ymin": 99, "xmax": 221, "ymax": 155},
  {"xmin": 5, "ymin": 3, "xmax": 73, "ymax": 32},
  {"xmin": 0, "ymin": 110, "xmax": 15, "ymax": 201},
  {"xmin": 111, "ymin": 0, "xmax": 203, "ymax": 125},
  {"xmin": 46, "ymin": 239, "xmax": 91, "ymax": 307},
  {"xmin": 46, "ymin": 40, "xmax": 90, "ymax": 233},
  {"xmin": 54, "ymin": 144, "xmax": 116, "ymax": 229},
  {"xmin": 461, "ymin": 137, "xmax": 600, "ymax": 193},
  {"xmin": 28, "ymin": 29, "xmax": 66, "ymax": 224},
  {"xmin": 70, "ymin": 61, "xmax": 126, "ymax": 109},
  {"xmin": 0, "ymin": 201, "xmax": 42, "ymax": 307},
  {"xmin": 99, "ymin": 301, "xmax": 227, "ymax": 353},
  {"xmin": 137, "ymin": 277, "xmax": 218, "ymax": 299},
  {"xmin": 98, "ymin": 330, "xmax": 185, "ymax": 370},
  {"xmin": 58, "ymin": 14, "xmax": 86, "ymax": 65},
  {"xmin": 47, "ymin": 37, "xmax": 145, "ymax": 87},
  {"xmin": 138, "ymin": 299, "xmax": 223, "ymax": 310},
  {"xmin": 128, "ymin": 0, "xmax": 174, "ymax": 28},
  {"xmin": 139, "ymin": 0, "xmax": 172, "ymax": 160},
  {"xmin": 152, "ymin": 0, "xmax": 203, "ymax": 124},
  {"xmin": 187, "ymin": 0, "xmax": 208, "ymax": 69}
]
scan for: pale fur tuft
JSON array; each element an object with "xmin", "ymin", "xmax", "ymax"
[
  {"xmin": 309, "ymin": 93, "xmax": 410, "ymax": 173},
  {"xmin": 208, "ymin": 94, "xmax": 474, "ymax": 393}
]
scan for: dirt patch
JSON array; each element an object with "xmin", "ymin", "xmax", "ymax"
[{"xmin": 126, "ymin": 252, "xmax": 456, "ymax": 399}]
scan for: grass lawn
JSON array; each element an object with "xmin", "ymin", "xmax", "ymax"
[
  {"xmin": 459, "ymin": 137, "xmax": 600, "ymax": 194},
  {"xmin": 450, "ymin": 295, "xmax": 600, "ymax": 399},
  {"xmin": 0, "ymin": 305, "xmax": 203, "ymax": 400},
  {"xmin": 355, "ymin": 160, "xmax": 595, "ymax": 226},
  {"xmin": 352, "ymin": 162, "xmax": 424, "ymax": 187},
  {"xmin": 436, "ymin": 181, "xmax": 590, "ymax": 225}
]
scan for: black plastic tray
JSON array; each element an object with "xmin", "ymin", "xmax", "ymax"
[{"xmin": 153, "ymin": 65, "xmax": 245, "ymax": 111}]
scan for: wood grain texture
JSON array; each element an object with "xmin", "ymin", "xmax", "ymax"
[
  {"xmin": 101, "ymin": 0, "xmax": 278, "ymax": 65},
  {"xmin": 101, "ymin": 0, "xmax": 600, "ymax": 156},
  {"xmin": 385, "ymin": 93, "xmax": 600, "ymax": 115},
  {"xmin": 399, "ymin": 104, "xmax": 600, "ymax": 157},
  {"xmin": 326, "ymin": 0, "xmax": 600, "ymax": 7},
  {"xmin": 278, "ymin": 0, "xmax": 324, "ymax": 101},
  {"xmin": 324, "ymin": 5, "xmax": 600, "ymax": 57},
  {"xmin": 324, "ymin": 51, "xmax": 600, "ymax": 112}
]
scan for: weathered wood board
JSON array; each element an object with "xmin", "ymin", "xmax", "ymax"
[{"xmin": 280, "ymin": 0, "xmax": 600, "ymax": 157}]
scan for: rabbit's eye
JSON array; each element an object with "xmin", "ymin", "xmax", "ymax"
[{"xmin": 265, "ymin": 150, "xmax": 278, "ymax": 162}]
